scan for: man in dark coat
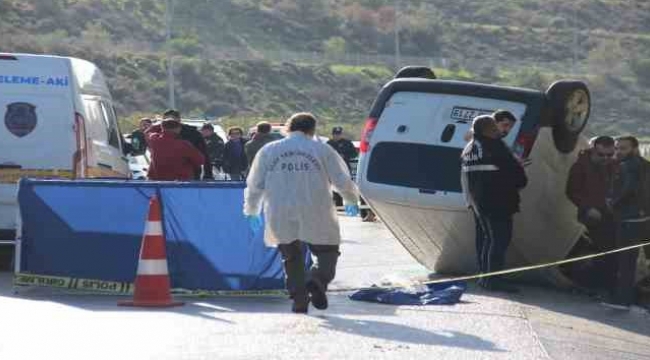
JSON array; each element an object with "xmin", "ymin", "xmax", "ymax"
[
  {"xmin": 223, "ymin": 127, "xmax": 248, "ymax": 181},
  {"xmin": 327, "ymin": 127, "xmax": 357, "ymax": 170},
  {"xmin": 245, "ymin": 122, "xmax": 276, "ymax": 166},
  {"xmin": 130, "ymin": 118, "xmax": 152, "ymax": 154},
  {"xmin": 566, "ymin": 136, "xmax": 618, "ymax": 290},
  {"xmin": 461, "ymin": 115, "xmax": 527, "ymax": 293},
  {"xmin": 201, "ymin": 123, "xmax": 225, "ymax": 180},
  {"xmin": 163, "ymin": 109, "xmax": 210, "ymax": 180},
  {"xmin": 602, "ymin": 136, "xmax": 648, "ymax": 310},
  {"xmin": 328, "ymin": 127, "xmax": 357, "ymax": 208}
]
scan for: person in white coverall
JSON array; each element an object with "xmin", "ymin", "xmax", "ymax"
[{"xmin": 244, "ymin": 113, "xmax": 360, "ymax": 313}]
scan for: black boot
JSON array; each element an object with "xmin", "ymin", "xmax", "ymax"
[{"xmin": 306, "ymin": 280, "xmax": 328, "ymax": 310}]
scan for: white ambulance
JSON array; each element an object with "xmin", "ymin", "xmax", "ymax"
[{"xmin": 0, "ymin": 53, "xmax": 129, "ymax": 243}]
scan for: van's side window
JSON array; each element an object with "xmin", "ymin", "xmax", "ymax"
[
  {"xmin": 100, "ymin": 101, "xmax": 120, "ymax": 149},
  {"xmin": 83, "ymin": 98, "xmax": 120, "ymax": 150},
  {"xmin": 83, "ymin": 99, "xmax": 106, "ymax": 143}
]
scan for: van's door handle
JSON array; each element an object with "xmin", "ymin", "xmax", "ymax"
[{"xmin": 98, "ymin": 163, "xmax": 113, "ymax": 170}]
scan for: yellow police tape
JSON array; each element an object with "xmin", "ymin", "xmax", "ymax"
[
  {"xmin": 13, "ymin": 273, "xmax": 288, "ymax": 297},
  {"xmin": 13, "ymin": 241, "xmax": 650, "ymax": 296},
  {"xmin": 0, "ymin": 169, "xmax": 73, "ymax": 184},
  {"xmin": 374, "ymin": 240, "xmax": 650, "ymax": 291}
]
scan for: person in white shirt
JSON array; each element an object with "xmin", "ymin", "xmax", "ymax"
[{"xmin": 244, "ymin": 113, "xmax": 359, "ymax": 313}]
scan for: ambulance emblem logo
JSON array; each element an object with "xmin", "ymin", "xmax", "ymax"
[{"xmin": 5, "ymin": 102, "xmax": 37, "ymax": 138}]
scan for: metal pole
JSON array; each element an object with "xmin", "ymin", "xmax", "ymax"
[
  {"xmin": 572, "ymin": 5, "xmax": 578, "ymax": 75},
  {"xmin": 394, "ymin": 0, "xmax": 401, "ymax": 71},
  {"xmin": 166, "ymin": 0, "xmax": 176, "ymax": 109}
]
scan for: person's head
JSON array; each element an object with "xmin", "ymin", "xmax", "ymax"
[
  {"xmin": 615, "ymin": 136, "xmax": 639, "ymax": 160},
  {"xmin": 471, "ymin": 115, "xmax": 500, "ymax": 140},
  {"xmin": 161, "ymin": 118, "xmax": 182, "ymax": 135},
  {"xmin": 331, "ymin": 126, "xmax": 344, "ymax": 140},
  {"xmin": 492, "ymin": 110, "xmax": 517, "ymax": 138},
  {"xmin": 589, "ymin": 136, "xmax": 615, "ymax": 165},
  {"xmin": 228, "ymin": 127, "xmax": 244, "ymax": 140},
  {"xmin": 256, "ymin": 122, "xmax": 272, "ymax": 135},
  {"xmin": 201, "ymin": 123, "xmax": 214, "ymax": 138},
  {"xmin": 163, "ymin": 109, "xmax": 181, "ymax": 121},
  {"xmin": 286, "ymin": 112, "xmax": 317, "ymax": 137},
  {"xmin": 138, "ymin": 118, "xmax": 153, "ymax": 131}
]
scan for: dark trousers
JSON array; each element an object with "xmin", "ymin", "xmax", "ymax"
[
  {"xmin": 611, "ymin": 221, "xmax": 643, "ymax": 305},
  {"xmin": 203, "ymin": 163, "xmax": 221, "ymax": 180},
  {"xmin": 584, "ymin": 215, "xmax": 618, "ymax": 290},
  {"xmin": 278, "ymin": 241, "xmax": 340, "ymax": 302},
  {"xmin": 473, "ymin": 211, "xmax": 513, "ymax": 285},
  {"xmin": 229, "ymin": 173, "xmax": 244, "ymax": 181},
  {"xmin": 333, "ymin": 192, "xmax": 343, "ymax": 207}
]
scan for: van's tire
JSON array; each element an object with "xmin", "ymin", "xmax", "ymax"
[
  {"xmin": 545, "ymin": 80, "xmax": 591, "ymax": 153},
  {"xmin": 394, "ymin": 66, "xmax": 436, "ymax": 79}
]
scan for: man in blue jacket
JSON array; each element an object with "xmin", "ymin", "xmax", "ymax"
[{"xmin": 461, "ymin": 115, "xmax": 528, "ymax": 293}]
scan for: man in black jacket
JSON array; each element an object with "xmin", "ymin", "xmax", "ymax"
[
  {"xmin": 223, "ymin": 127, "xmax": 248, "ymax": 181},
  {"xmin": 602, "ymin": 136, "xmax": 648, "ymax": 310},
  {"xmin": 461, "ymin": 115, "xmax": 528, "ymax": 293},
  {"xmin": 201, "ymin": 123, "xmax": 225, "ymax": 179},
  {"xmin": 163, "ymin": 109, "xmax": 210, "ymax": 180},
  {"xmin": 130, "ymin": 118, "xmax": 152, "ymax": 154}
]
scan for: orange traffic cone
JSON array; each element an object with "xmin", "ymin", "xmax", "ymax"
[{"xmin": 119, "ymin": 196, "xmax": 183, "ymax": 308}]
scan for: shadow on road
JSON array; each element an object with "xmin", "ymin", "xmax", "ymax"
[
  {"xmin": 470, "ymin": 283, "xmax": 650, "ymax": 338},
  {"xmin": 319, "ymin": 315, "xmax": 504, "ymax": 352}
]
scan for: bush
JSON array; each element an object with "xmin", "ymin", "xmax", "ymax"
[{"xmin": 631, "ymin": 58, "xmax": 650, "ymax": 86}]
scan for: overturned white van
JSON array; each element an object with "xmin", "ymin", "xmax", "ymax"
[
  {"xmin": 0, "ymin": 53, "xmax": 129, "ymax": 244},
  {"xmin": 356, "ymin": 74, "xmax": 592, "ymax": 284}
]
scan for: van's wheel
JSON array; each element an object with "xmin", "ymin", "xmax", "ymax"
[
  {"xmin": 394, "ymin": 66, "xmax": 436, "ymax": 79},
  {"xmin": 546, "ymin": 80, "xmax": 590, "ymax": 153}
]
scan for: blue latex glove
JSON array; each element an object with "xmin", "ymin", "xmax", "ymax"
[
  {"xmin": 344, "ymin": 204, "xmax": 360, "ymax": 217},
  {"xmin": 246, "ymin": 215, "xmax": 263, "ymax": 235}
]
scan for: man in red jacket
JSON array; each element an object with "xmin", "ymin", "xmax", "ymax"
[
  {"xmin": 146, "ymin": 119, "xmax": 205, "ymax": 181},
  {"xmin": 566, "ymin": 135, "xmax": 617, "ymax": 289}
]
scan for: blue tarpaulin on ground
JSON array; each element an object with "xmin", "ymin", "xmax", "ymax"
[
  {"xmin": 349, "ymin": 282, "xmax": 467, "ymax": 305},
  {"xmin": 17, "ymin": 179, "xmax": 286, "ymax": 291}
]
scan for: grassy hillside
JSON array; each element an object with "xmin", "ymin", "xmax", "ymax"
[{"xmin": 1, "ymin": 0, "xmax": 650, "ymax": 137}]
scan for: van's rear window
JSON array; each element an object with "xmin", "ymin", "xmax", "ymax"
[{"xmin": 367, "ymin": 142, "xmax": 462, "ymax": 193}]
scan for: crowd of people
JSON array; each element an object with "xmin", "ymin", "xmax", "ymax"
[
  {"xmin": 127, "ymin": 110, "xmax": 360, "ymax": 182},
  {"xmin": 462, "ymin": 110, "xmax": 649, "ymax": 310}
]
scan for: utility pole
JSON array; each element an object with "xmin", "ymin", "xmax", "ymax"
[
  {"xmin": 572, "ymin": 5, "xmax": 578, "ymax": 75},
  {"xmin": 394, "ymin": 0, "xmax": 401, "ymax": 71},
  {"xmin": 166, "ymin": 0, "xmax": 176, "ymax": 109}
]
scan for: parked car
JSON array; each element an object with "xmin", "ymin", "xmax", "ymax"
[
  {"xmin": 356, "ymin": 70, "xmax": 591, "ymax": 285},
  {"xmin": 247, "ymin": 123, "xmax": 329, "ymax": 143},
  {"xmin": 0, "ymin": 53, "xmax": 129, "ymax": 244},
  {"xmin": 127, "ymin": 153, "xmax": 149, "ymax": 180}
]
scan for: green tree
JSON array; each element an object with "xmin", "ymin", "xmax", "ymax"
[
  {"xmin": 630, "ymin": 58, "xmax": 650, "ymax": 87},
  {"xmin": 323, "ymin": 37, "xmax": 347, "ymax": 57},
  {"xmin": 81, "ymin": 22, "xmax": 112, "ymax": 48}
]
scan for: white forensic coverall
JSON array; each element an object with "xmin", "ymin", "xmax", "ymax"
[{"xmin": 244, "ymin": 132, "xmax": 359, "ymax": 247}]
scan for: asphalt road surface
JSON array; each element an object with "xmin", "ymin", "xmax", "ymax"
[{"xmin": 0, "ymin": 217, "xmax": 649, "ymax": 359}]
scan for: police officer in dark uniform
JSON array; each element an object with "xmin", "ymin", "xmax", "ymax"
[
  {"xmin": 327, "ymin": 127, "xmax": 357, "ymax": 168},
  {"xmin": 327, "ymin": 127, "xmax": 357, "ymax": 208},
  {"xmin": 461, "ymin": 115, "xmax": 527, "ymax": 293}
]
